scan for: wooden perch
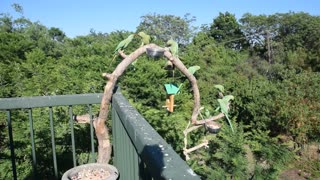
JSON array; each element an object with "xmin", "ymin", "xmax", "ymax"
[
  {"xmin": 194, "ymin": 113, "xmax": 225, "ymax": 125},
  {"xmin": 183, "ymin": 140, "xmax": 209, "ymax": 160},
  {"xmin": 73, "ymin": 114, "xmax": 95, "ymax": 124},
  {"xmin": 96, "ymin": 44, "xmax": 168, "ymax": 163},
  {"xmin": 102, "ymin": 73, "xmax": 113, "ymax": 80},
  {"xmin": 183, "ymin": 124, "xmax": 203, "ymax": 135},
  {"xmin": 95, "ymin": 43, "xmax": 207, "ymax": 163},
  {"xmin": 108, "ymin": 43, "xmax": 233, "ymax": 162},
  {"xmin": 182, "ymin": 113, "xmax": 226, "ymax": 160},
  {"xmin": 118, "ymin": 50, "xmax": 127, "ymax": 59}
]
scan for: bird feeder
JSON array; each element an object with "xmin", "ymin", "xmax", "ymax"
[
  {"xmin": 146, "ymin": 48, "xmax": 164, "ymax": 58},
  {"xmin": 205, "ymin": 121, "xmax": 222, "ymax": 134},
  {"xmin": 163, "ymin": 83, "xmax": 180, "ymax": 112}
]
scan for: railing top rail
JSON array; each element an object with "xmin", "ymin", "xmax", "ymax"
[
  {"xmin": 0, "ymin": 93, "xmax": 103, "ymax": 110},
  {"xmin": 112, "ymin": 90, "xmax": 200, "ymax": 179}
]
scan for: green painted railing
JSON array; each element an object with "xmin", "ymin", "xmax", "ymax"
[
  {"xmin": 0, "ymin": 89, "xmax": 200, "ymax": 179},
  {"xmin": 0, "ymin": 93, "xmax": 101, "ymax": 179}
]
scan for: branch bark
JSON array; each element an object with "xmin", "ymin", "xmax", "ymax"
[
  {"xmin": 163, "ymin": 52, "xmax": 201, "ymax": 124},
  {"xmin": 96, "ymin": 43, "xmax": 205, "ymax": 163},
  {"xmin": 96, "ymin": 44, "xmax": 163, "ymax": 163},
  {"xmin": 183, "ymin": 140, "xmax": 209, "ymax": 160},
  {"xmin": 194, "ymin": 113, "xmax": 225, "ymax": 125},
  {"xmin": 73, "ymin": 114, "xmax": 96, "ymax": 124}
]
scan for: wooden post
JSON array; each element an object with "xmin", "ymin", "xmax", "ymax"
[
  {"xmin": 163, "ymin": 94, "xmax": 175, "ymax": 112},
  {"xmin": 169, "ymin": 94, "xmax": 174, "ymax": 112}
]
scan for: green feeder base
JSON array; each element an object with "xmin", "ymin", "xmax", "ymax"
[{"xmin": 164, "ymin": 83, "xmax": 180, "ymax": 95}]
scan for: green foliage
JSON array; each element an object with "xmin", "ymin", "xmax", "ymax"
[
  {"xmin": 240, "ymin": 12, "xmax": 320, "ymax": 71},
  {"xmin": 246, "ymin": 129, "xmax": 294, "ymax": 179},
  {"xmin": 273, "ymin": 70, "xmax": 320, "ymax": 143},
  {"xmin": 48, "ymin": 27, "xmax": 66, "ymax": 42},
  {"xmin": 136, "ymin": 13, "xmax": 197, "ymax": 45},
  {"xmin": 0, "ymin": 5, "xmax": 319, "ymax": 179},
  {"xmin": 210, "ymin": 12, "xmax": 248, "ymax": 50},
  {"xmin": 194, "ymin": 122, "xmax": 249, "ymax": 179}
]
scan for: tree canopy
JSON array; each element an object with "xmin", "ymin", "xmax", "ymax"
[
  {"xmin": 0, "ymin": 6, "xmax": 319, "ymax": 179},
  {"xmin": 136, "ymin": 13, "xmax": 197, "ymax": 45}
]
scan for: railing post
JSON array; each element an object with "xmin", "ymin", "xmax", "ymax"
[
  {"xmin": 1, "ymin": 92, "xmax": 199, "ymax": 179},
  {"xmin": 88, "ymin": 104, "xmax": 95, "ymax": 162},
  {"xmin": 0, "ymin": 94, "xmax": 103, "ymax": 179},
  {"xmin": 68, "ymin": 106, "xmax": 76, "ymax": 167},
  {"xmin": 28, "ymin": 109, "xmax": 37, "ymax": 178},
  {"xmin": 49, "ymin": 107, "xmax": 58, "ymax": 179},
  {"xmin": 7, "ymin": 110, "xmax": 17, "ymax": 180}
]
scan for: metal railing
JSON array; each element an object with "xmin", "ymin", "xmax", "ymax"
[
  {"xmin": 0, "ymin": 89, "xmax": 200, "ymax": 179},
  {"xmin": 0, "ymin": 93, "xmax": 101, "ymax": 179}
]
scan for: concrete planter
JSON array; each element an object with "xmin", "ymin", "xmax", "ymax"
[{"xmin": 61, "ymin": 163, "xmax": 119, "ymax": 180}]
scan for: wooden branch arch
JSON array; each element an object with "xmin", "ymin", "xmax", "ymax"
[{"xmin": 95, "ymin": 43, "xmax": 224, "ymax": 163}]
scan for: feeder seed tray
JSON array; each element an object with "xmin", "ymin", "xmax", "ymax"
[
  {"xmin": 205, "ymin": 121, "xmax": 222, "ymax": 134},
  {"xmin": 146, "ymin": 48, "xmax": 165, "ymax": 58}
]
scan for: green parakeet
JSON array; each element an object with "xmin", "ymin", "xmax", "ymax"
[
  {"xmin": 214, "ymin": 84, "xmax": 225, "ymax": 93},
  {"xmin": 166, "ymin": 39, "xmax": 179, "ymax": 58},
  {"xmin": 137, "ymin": 31, "xmax": 150, "ymax": 46},
  {"xmin": 110, "ymin": 34, "xmax": 135, "ymax": 66},
  {"xmin": 187, "ymin": 66, "xmax": 200, "ymax": 75},
  {"xmin": 217, "ymin": 95, "xmax": 234, "ymax": 133},
  {"xmin": 113, "ymin": 34, "xmax": 135, "ymax": 53}
]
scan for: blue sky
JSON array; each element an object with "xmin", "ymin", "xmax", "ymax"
[{"xmin": 1, "ymin": 0, "xmax": 319, "ymax": 38}]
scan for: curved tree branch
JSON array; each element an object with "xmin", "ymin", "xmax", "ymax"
[
  {"xmin": 195, "ymin": 113, "xmax": 225, "ymax": 125},
  {"xmin": 96, "ymin": 43, "xmax": 205, "ymax": 163},
  {"xmin": 163, "ymin": 52, "xmax": 201, "ymax": 124}
]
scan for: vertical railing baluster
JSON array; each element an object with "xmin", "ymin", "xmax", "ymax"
[
  {"xmin": 89, "ymin": 104, "xmax": 95, "ymax": 162},
  {"xmin": 7, "ymin": 110, "xmax": 17, "ymax": 180},
  {"xmin": 28, "ymin": 109, "xmax": 37, "ymax": 178},
  {"xmin": 68, "ymin": 106, "xmax": 76, "ymax": 167},
  {"xmin": 49, "ymin": 107, "xmax": 58, "ymax": 179}
]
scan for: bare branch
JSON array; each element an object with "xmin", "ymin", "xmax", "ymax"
[
  {"xmin": 118, "ymin": 50, "xmax": 127, "ymax": 59},
  {"xmin": 102, "ymin": 73, "xmax": 113, "ymax": 80},
  {"xmin": 195, "ymin": 113, "xmax": 225, "ymax": 125},
  {"xmin": 183, "ymin": 124, "xmax": 203, "ymax": 135},
  {"xmin": 74, "ymin": 114, "xmax": 92, "ymax": 124},
  {"xmin": 96, "ymin": 43, "xmax": 208, "ymax": 163},
  {"xmin": 96, "ymin": 44, "xmax": 160, "ymax": 163},
  {"xmin": 183, "ymin": 140, "xmax": 209, "ymax": 160},
  {"xmin": 184, "ymin": 140, "xmax": 209, "ymax": 154}
]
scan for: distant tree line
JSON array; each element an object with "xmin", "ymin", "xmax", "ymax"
[{"xmin": 0, "ymin": 4, "xmax": 319, "ymax": 179}]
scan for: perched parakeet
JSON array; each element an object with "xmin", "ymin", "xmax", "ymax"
[
  {"xmin": 214, "ymin": 84, "xmax": 225, "ymax": 98},
  {"xmin": 137, "ymin": 31, "xmax": 150, "ymax": 46},
  {"xmin": 187, "ymin": 66, "xmax": 200, "ymax": 75},
  {"xmin": 217, "ymin": 95, "xmax": 234, "ymax": 133},
  {"xmin": 113, "ymin": 34, "xmax": 135, "ymax": 53},
  {"xmin": 166, "ymin": 39, "xmax": 179, "ymax": 58},
  {"xmin": 214, "ymin": 84, "xmax": 225, "ymax": 93},
  {"xmin": 109, "ymin": 34, "xmax": 135, "ymax": 67}
]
